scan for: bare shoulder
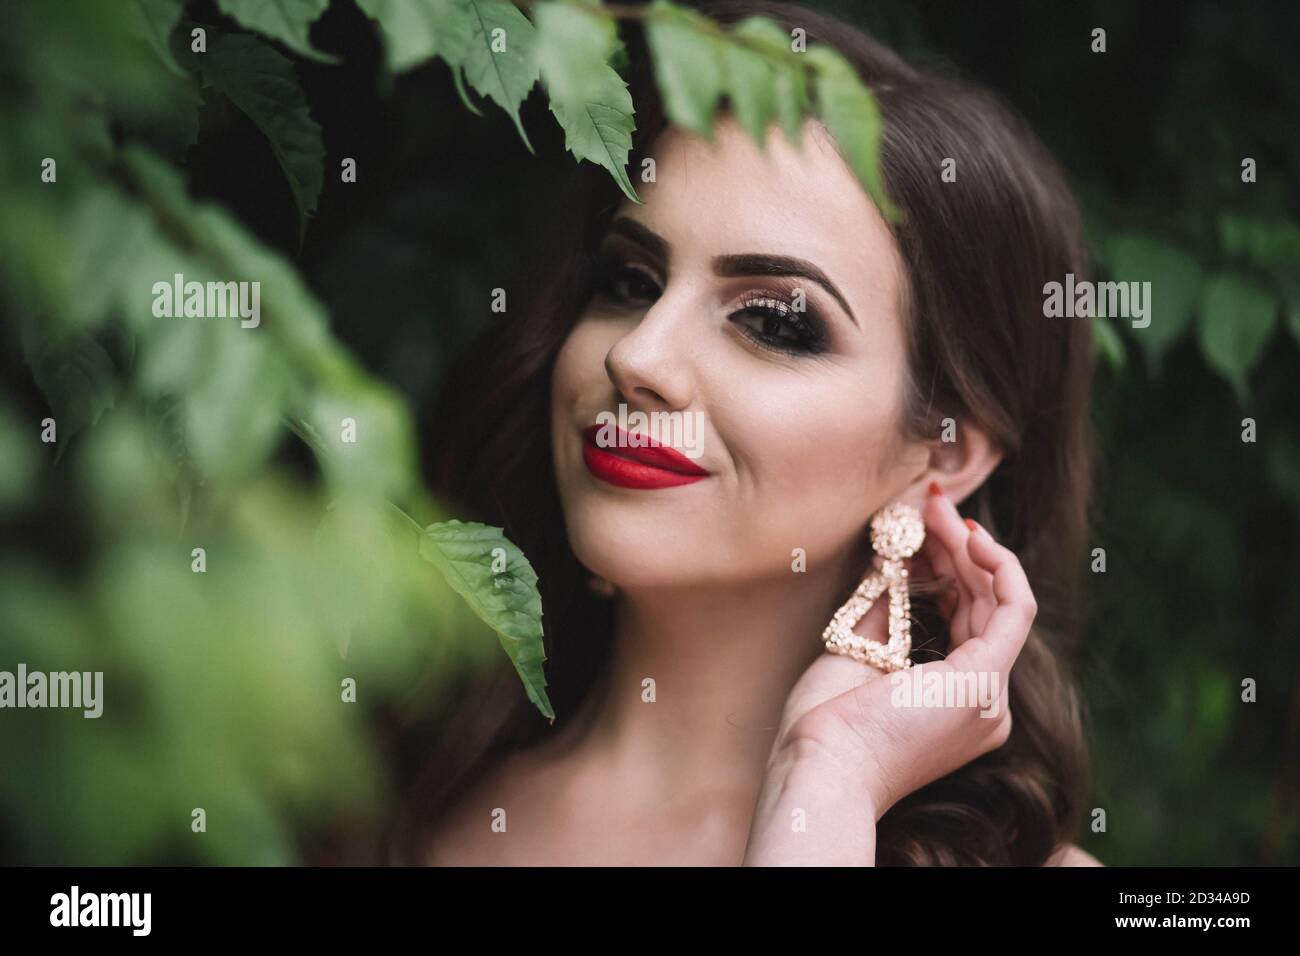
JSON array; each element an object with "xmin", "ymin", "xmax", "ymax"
[{"xmin": 1045, "ymin": 842, "xmax": 1104, "ymax": 866}]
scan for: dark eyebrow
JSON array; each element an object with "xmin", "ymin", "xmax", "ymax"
[
  {"xmin": 605, "ymin": 216, "xmax": 858, "ymax": 327},
  {"xmin": 713, "ymin": 253, "xmax": 858, "ymax": 327},
  {"xmin": 606, "ymin": 217, "xmax": 669, "ymax": 262}
]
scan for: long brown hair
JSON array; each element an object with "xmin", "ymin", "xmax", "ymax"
[{"xmin": 387, "ymin": 0, "xmax": 1094, "ymax": 866}]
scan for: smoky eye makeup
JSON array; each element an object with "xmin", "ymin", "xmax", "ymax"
[
  {"xmin": 591, "ymin": 247, "xmax": 832, "ymax": 357},
  {"xmin": 727, "ymin": 287, "xmax": 830, "ymax": 356},
  {"xmin": 593, "ymin": 248, "xmax": 662, "ymax": 308}
]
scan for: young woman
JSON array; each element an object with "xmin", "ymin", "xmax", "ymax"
[{"xmin": 390, "ymin": 0, "xmax": 1101, "ymax": 866}]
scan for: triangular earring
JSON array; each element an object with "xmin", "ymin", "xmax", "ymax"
[{"xmin": 822, "ymin": 501, "xmax": 925, "ymax": 672}]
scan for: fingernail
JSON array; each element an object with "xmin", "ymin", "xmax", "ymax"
[
  {"xmin": 964, "ymin": 517, "xmax": 982, "ymax": 534},
  {"xmin": 928, "ymin": 481, "xmax": 943, "ymax": 497}
]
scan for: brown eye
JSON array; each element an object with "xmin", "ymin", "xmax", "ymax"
[
  {"xmin": 598, "ymin": 261, "xmax": 661, "ymax": 306},
  {"xmin": 730, "ymin": 296, "xmax": 826, "ymax": 355},
  {"xmin": 733, "ymin": 299, "xmax": 798, "ymax": 341}
]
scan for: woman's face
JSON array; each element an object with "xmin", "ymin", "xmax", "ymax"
[{"xmin": 550, "ymin": 117, "xmax": 929, "ymax": 590}]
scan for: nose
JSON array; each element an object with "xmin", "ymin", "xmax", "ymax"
[{"xmin": 603, "ymin": 291, "xmax": 697, "ymax": 413}]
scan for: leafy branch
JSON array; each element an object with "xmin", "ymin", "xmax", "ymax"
[
  {"xmin": 1, "ymin": 0, "xmax": 553, "ymax": 722},
  {"xmin": 231, "ymin": 0, "xmax": 901, "ymax": 216}
]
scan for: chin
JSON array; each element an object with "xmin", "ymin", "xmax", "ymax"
[{"xmin": 559, "ymin": 494, "xmax": 715, "ymax": 591}]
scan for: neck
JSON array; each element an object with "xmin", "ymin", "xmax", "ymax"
[{"xmin": 550, "ymin": 558, "xmax": 860, "ymax": 812}]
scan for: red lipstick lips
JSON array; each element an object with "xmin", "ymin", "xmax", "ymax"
[{"xmin": 581, "ymin": 424, "xmax": 709, "ymax": 489}]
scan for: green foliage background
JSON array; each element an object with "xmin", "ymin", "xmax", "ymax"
[{"xmin": 0, "ymin": 0, "xmax": 1295, "ymax": 865}]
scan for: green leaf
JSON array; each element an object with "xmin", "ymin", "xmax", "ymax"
[
  {"xmin": 181, "ymin": 323, "xmax": 290, "ymax": 480},
  {"xmin": 123, "ymin": 147, "xmax": 344, "ymax": 378},
  {"xmin": 11, "ymin": 184, "xmax": 160, "ymax": 338},
  {"xmin": 1091, "ymin": 316, "xmax": 1127, "ymax": 371},
  {"xmin": 547, "ymin": 78, "xmax": 638, "ymax": 201},
  {"xmin": 303, "ymin": 381, "xmax": 417, "ymax": 499},
  {"xmin": 419, "ymin": 521, "xmax": 553, "ymax": 720},
  {"xmin": 116, "ymin": 146, "xmax": 407, "ymax": 488},
  {"xmin": 720, "ymin": 29, "xmax": 772, "ymax": 143},
  {"xmin": 451, "ymin": 65, "xmax": 484, "ymax": 115},
  {"xmin": 1217, "ymin": 213, "xmax": 1300, "ymax": 269},
  {"xmin": 67, "ymin": 187, "xmax": 159, "ymax": 334},
  {"xmin": 356, "ymin": 0, "xmax": 474, "ymax": 73},
  {"xmin": 216, "ymin": 0, "xmax": 337, "ymax": 63},
  {"xmin": 1106, "ymin": 233, "xmax": 1202, "ymax": 373},
  {"xmin": 645, "ymin": 0, "xmax": 724, "ymax": 139},
  {"xmin": 1197, "ymin": 273, "xmax": 1278, "ymax": 404},
  {"xmin": 535, "ymin": 1, "xmax": 618, "ymax": 99},
  {"xmin": 461, "ymin": 0, "xmax": 541, "ymax": 152},
  {"xmin": 1216, "ymin": 214, "xmax": 1300, "ymax": 348},
  {"xmin": 25, "ymin": 0, "xmax": 201, "ymax": 134},
  {"xmin": 609, "ymin": 35, "xmax": 630, "ymax": 76},
  {"xmin": 805, "ymin": 45, "xmax": 898, "ymax": 222},
  {"xmin": 26, "ymin": 334, "xmax": 121, "ymax": 450},
  {"xmin": 196, "ymin": 32, "xmax": 326, "ymax": 238},
  {"xmin": 727, "ymin": 16, "xmax": 806, "ymax": 145},
  {"xmin": 135, "ymin": 0, "xmax": 188, "ymax": 76},
  {"xmin": 0, "ymin": 399, "xmax": 41, "ymax": 512},
  {"xmin": 536, "ymin": 1, "xmax": 639, "ymax": 203}
]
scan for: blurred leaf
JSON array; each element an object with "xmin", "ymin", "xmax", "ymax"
[
  {"xmin": 609, "ymin": 33, "xmax": 630, "ymax": 75},
  {"xmin": 0, "ymin": 0, "xmax": 561, "ymax": 867},
  {"xmin": 420, "ymin": 520, "xmax": 553, "ymax": 720},
  {"xmin": 0, "ymin": 184, "xmax": 159, "ymax": 340},
  {"xmin": 25, "ymin": 333, "xmax": 120, "ymax": 450},
  {"xmin": 195, "ymin": 32, "xmax": 326, "ymax": 237},
  {"xmin": 806, "ymin": 44, "xmax": 898, "ymax": 221},
  {"xmin": 1217, "ymin": 213, "xmax": 1300, "ymax": 270},
  {"xmin": 121, "ymin": 149, "xmax": 427, "ymax": 500},
  {"xmin": 67, "ymin": 187, "xmax": 160, "ymax": 334},
  {"xmin": 721, "ymin": 25, "xmax": 772, "ymax": 144},
  {"xmin": 1191, "ymin": 665, "xmax": 1234, "ymax": 755},
  {"xmin": 536, "ymin": 1, "xmax": 639, "ymax": 203},
  {"xmin": 180, "ymin": 323, "xmax": 290, "ymax": 480},
  {"xmin": 1106, "ymin": 233, "xmax": 1202, "ymax": 372},
  {"xmin": 135, "ymin": 0, "xmax": 188, "ymax": 76},
  {"xmin": 1091, "ymin": 316, "xmax": 1127, "ymax": 371},
  {"xmin": 535, "ymin": 2, "xmax": 619, "ymax": 98},
  {"xmin": 645, "ymin": 0, "xmax": 724, "ymax": 139},
  {"xmin": 119, "ymin": 147, "xmax": 343, "ymax": 380},
  {"xmin": 313, "ymin": 497, "xmax": 399, "ymax": 657},
  {"xmin": 16, "ymin": 0, "xmax": 203, "ymax": 135},
  {"xmin": 461, "ymin": 0, "xmax": 540, "ymax": 152},
  {"xmin": 0, "ymin": 401, "xmax": 40, "ymax": 512},
  {"xmin": 304, "ymin": 382, "xmax": 417, "ymax": 499},
  {"xmin": 356, "ymin": 0, "xmax": 474, "ymax": 73},
  {"xmin": 1267, "ymin": 434, "xmax": 1300, "ymax": 514},
  {"xmin": 216, "ymin": 0, "xmax": 338, "ymax": 63},
  {"xmin": 1197, "ymin": 273, "xmax": 1278, "ymax": 404},
  {"xmin": 725, "ymin": 16, "xmax": 807, "ymax": 145}
]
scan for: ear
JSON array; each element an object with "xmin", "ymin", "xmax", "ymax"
[{"xmin": 896, "ymin": 418, "xmax": 1003, "ymax": 511}]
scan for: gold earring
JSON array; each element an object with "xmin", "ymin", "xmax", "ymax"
[{"xmin": 822, "ymin": 501, "xmax": 925, "ymax": 672}]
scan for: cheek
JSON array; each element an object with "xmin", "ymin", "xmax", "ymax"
[
  {"xmin": 550, "ymin": 317, "xmax": 624, "ymax": 507},
  {"xmin": 551, "ymin": 318, "xmax": 610, "ymax": 410},
  {"xmin": 550, "ymin": 326, "xmax": 587, "ymax": 482},
  {"xmin": 717, "ymin": 365, "xmax": 904, "ymax": 531}
]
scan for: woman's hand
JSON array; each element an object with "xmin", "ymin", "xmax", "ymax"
[{"xmin": 742, "ymin": 484, "xmax": 1038, "ymax": 865}]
